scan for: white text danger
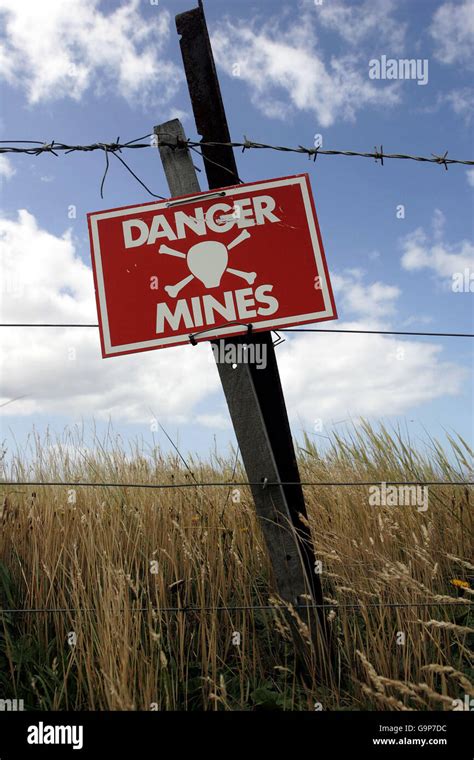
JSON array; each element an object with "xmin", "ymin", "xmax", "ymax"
[{"xmin": 123, "ymin": 195, "xmax": 280, "ymax": 248}]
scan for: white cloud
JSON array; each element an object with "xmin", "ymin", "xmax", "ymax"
[
  {"xmin": 0, "ymin": 210, "xmax": 219, "ymax": 423},
  {"xmin": 0, "ymin": 155, "xmax": 15, "ymax": 180},
  {"xmin": 444, "ymin": 87, "xmax": 474, "ymax": 122},
  {"xmin": 278, "ymin": 328, "xmax": 465, "ymax": 421},
  {"xmin": 277, "ymin": 265, "xmax": 465, "ymax": 420},
  {"xmin": 430, "ymin": 0, "xmax": 474, "ymax": 66},
  {"xmin": 0, "ymin": 0, "xmax": 182, "ymax": 106},
  {"xmin": 418, "ymin": 87, "xmax": 474, "ymax": 122},
  {"xmin": 211, "ymin": 13, "xmax": 400, "ymax": 127},
  {"xmin": 332, "ymin": 270, "xmax": 400, "ymax": 320},
  {"xmin": 0, "ymin": 211, "xmax": 467, "ymax": 430},
  {"xmin": 318, "ymin": 0, "xmax": 406, "ymax": 51},
  {"xmin": 467, "ymin": 168, "xmax": 474, "ymax": 187},
  {"xmin": 402, "ymin": 315, "xmax": 434, "ymax": 328},
  {"xmin": 195, "ymin": 413, "xmax": 230, "ymax": 431},
  {"xmin": 432, "ymin": 208, "xmax": 445, "ymax": 241},
  {"xmin": 401, "ymin": 210, "xmax": 474, "ymax": 280}
]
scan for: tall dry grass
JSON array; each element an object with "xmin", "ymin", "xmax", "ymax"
[{"xmin": 0, "ymin": 421, "xmax": 472, "ymax": 710}]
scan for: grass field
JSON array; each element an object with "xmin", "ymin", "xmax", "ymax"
[{"xmin": 0, "ymin": 422, "xmax": 472, "ymax": 710}]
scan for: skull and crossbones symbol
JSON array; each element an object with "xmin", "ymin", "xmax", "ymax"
[{"xmin": 159, "ymin": 229, "xmax": 256, "ymax": 298}]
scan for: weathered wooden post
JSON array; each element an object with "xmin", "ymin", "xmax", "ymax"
[{"xmin": 153, "ymin": 1, "xmax": 335, "ymax": 680}]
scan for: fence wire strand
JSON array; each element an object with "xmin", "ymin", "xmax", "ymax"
[
  {"xmin": 1, "ymin": 136, "xmax": 473, "ymax": 166},
  {"xmin": 0, "ymin": 325, "xmax": 472, "ymax": 338},
  {"xmin": 0, "ymin": 480, "xmax": 471, "ymax": 489},
  {"xmin": 0, "ymin": 600, "xmax": 470, "ymax": 615},
  {"xmin": 2, "ymin": 135, "xmax": 473, "ymax": 197}
]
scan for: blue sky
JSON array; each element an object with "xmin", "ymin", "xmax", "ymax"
[{"xmin": 0, "ymin": 0, "xmax": 473, "ymax": 462}]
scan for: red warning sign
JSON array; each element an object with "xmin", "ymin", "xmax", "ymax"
[{"xmin": 87, "ymin": 173, "xmax": 337, "ymax": 357}]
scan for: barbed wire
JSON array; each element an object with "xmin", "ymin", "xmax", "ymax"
[
  {"xmin": 1, "ymin": 136, "xmax": 472, "ymax": 167},
  {"xmin": 0, "ymin": 480, "xmax": 471, "ymax": 489},
  {"xmin": 0, "ymin": 136, "xmax": 153, "ymax": 154},
  {"xmin": 0, "ymin": 600, "xmax": 470, "ymax": 615},
  {"xmin": 2, "ymin": 135, "xmax": 473, "ymax": 197},
  {"xmin": 0, "ymin": 325, "xmax": 472, "ymax": 338}
]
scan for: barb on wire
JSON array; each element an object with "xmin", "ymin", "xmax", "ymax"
[{"xmin": 432, "ymin": 150, "xmax": 449, "ymax": 170}]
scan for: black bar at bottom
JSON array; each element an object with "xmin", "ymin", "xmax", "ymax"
[{"xmin": 0, "ymin": 710, "xmax": 470, "ymax": 757}]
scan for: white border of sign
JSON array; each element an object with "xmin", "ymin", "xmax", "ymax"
[{"xmin": 89, "ymin": 174, "xmax": 336, "ymax": 356}]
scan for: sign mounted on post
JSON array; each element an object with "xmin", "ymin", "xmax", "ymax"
[{"xmin": 88, "ymin": 173, "xmax": 337, "ymax": 358}]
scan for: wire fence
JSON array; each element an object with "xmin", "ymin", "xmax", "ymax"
[
  {"xmin": 0, "ymin": 600, "xmax": 471, "ymax": 616},
  {"xmin": 1, "ymin": 133, "xmax": 472, "ymax": 622},
  {"xmin": 0, "ymin": 480, "xmax": 472, "ymax": 489},
  {"xmin": 2, "ymin": 134, "xmax": 473, "ymax": 197},
  {"xmin": 0, "ymin": 324, "xmax": 472, "ymax": 338},
  {"xmin": 2, "ymin": 136, "xmax": 473, "ymax": 166}
]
